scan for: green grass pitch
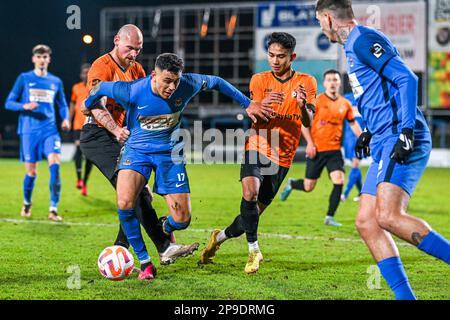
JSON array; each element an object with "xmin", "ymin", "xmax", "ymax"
[{"xmin": 0, "ymin": 159, "xmax": 448, "ymax": 300}]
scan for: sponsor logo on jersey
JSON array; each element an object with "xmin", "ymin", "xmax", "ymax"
[
  {"xmin": 138, "ymin": 111, "xmax": 181, "ymax": 131},
  {"xmin": 29, "ymin": 89, "xmax": 55, "ymax": 104}
]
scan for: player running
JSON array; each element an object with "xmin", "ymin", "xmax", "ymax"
[
  {"xmin": 69, "ymin": 63, "xmax": 92, "ymax": 196},
  {"xmin": 341, "ymin": 93, "xmax": 365, "ymax": 203},
  {"xmin": 199, "ymin": 32, "xmax": 317, "ymax": 273},
  {"xmin": 5, "ymin": 44, "xmax": 70, "ymax": 221},
  {"xmin": 316, "ymin": 0, "xmax": 450, "ymax": 299},
  {"xmin": 83, "ymin": 52, "xmax": 272, "ymax": 279},
  {"xmin": 280, "ymin": 70, "xmax": 362, "ymax": 227},
  {"xmin": 80, "ymin": 25, "xmax": 198, "ymax": 279}
]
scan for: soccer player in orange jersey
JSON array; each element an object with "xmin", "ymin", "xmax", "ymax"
[
  {"xmin": 69, "ymin": 63, "xmax": 92, "ymax": 196},
  {"xmin": 199, "ymin": 32, "xmax": 317, "ymax": 273},
  {"xmin": 280, "ymin": 70, "xmax": 362, "ymax": 227}
]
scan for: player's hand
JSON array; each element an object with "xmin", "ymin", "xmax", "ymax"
[
  {"xmin": 355, "ymin": 129, "xmax": 372, "ymax": 159},
  {"xmin": 245, "ymin": 101, "xmax": 274, "ymax": 123},
  {"xmin": 261, "ymin": 91, "xmax": 284, "ymax": 108},
  {"xmin": 23, "ymin": 102, "xmax": 39, "ymax": 111},
  {"xmin": 294, "ymin": 85, "xmax": 307, "ymax": 108},
  {"xmin": 61, "ymin": 119, "xmax": 71, "ymax": 131},
  {"xmin": 114, "ymin": 126, "xmax": 130, "ymax": 145},
  {"xmin": 306, "ymin": 143, "xmax": 317, "ymax": 159},
  {"xmin": 390, "ymin": 128, "xmax": 414, "ymax": 164},
  {"xmin": 80, "ymin": 101, "xmax": 91, "ymax": 116}
]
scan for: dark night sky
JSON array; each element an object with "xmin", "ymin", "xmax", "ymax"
[{"xmin": 0, "ymin": 0, "xmax": 232, "ymax": 128}]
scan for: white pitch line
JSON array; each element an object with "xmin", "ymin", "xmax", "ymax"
[{"xmin": 0, "ymin": 217, "xmax": 412, "ymax": 246}]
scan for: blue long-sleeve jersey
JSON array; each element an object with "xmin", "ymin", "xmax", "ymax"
[
  {"xmin": 5, "ymin": 71, "xmax": 69, "ymax": 134},
  {"xmin": 85, "ymin": 73, "xmax": 251, "ymax": 153},
  {"xmin": 344, "ymin": 25, "xmax": 429, "ymax": 145}
]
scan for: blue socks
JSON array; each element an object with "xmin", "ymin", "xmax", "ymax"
[
  {"xmin": 418, "ymin": 230, "xmax": 450, "ymax": 264},
  {"xmin": 377, "ymin": 256, "xmax": 416, "ymax": 300},
  {"xmin": 23, "ymin": 174, "xmax": 36, "ymax": 204},
  {"xmin": 344, "ymin": 167, "xmax": 362, "ymax": 198},
  {"xmin": 163, "ymin": 215, "xmax": 191, "ymax": 234},
  {"xmin": 118, "ymin": 208, "xmax": 149, "ymax": 262},
  {"xmin": 49, "ymin": 164, "xmax": 61, "ymax": 209}
]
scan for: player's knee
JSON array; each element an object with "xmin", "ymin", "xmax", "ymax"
[
  {"xmin": 375, "ymin": 207, "xmax": 397, "ymax": 231},
  {"xmin": 303, "ymin": 183, "xmax": 315, "ymax": 192},
  {"xmin": 242, "ymin": 189, "xmax": 258, "ymax": 202},
  {"xmin": 355, "ymin": 214, "xmax": 372, "ymax": 236},
  {"xmin": 117, "ymin": 198, "xmax": 134, "ymax": 210},
  {"xmin": 27, "ymin": 168, "xmax": 37, "ymax": 176}
]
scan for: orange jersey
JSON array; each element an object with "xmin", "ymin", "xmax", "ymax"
[
  {"xmin": 311, "ymin": 93, "xmax": 355, "ymax": 152},
  {"xmin": 71, "ymin": 82, "xmax": 89, "ymax": 130},
  {"xmin": 87, "ymin": 53, "xmax": 146, "ymax": 128},
  {"xmin": 245, "ymin": 71, "xmax": 317, "ymax": 168}
]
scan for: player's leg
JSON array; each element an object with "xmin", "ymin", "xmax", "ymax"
[
  {"xmin": 356, "ymin": 193, "xmax": 416, "ymax": 299},
  {"xmin": 81, "ymin": 158, "xmax": 93, "ymax": 196},
  {"xmin": 47, "ymin": 152, "xmax": 62, "ymax": 221},
  {"xmin": 280, "ymin": 155, "xmax": 321, "ymax": 201},
  {"xmin": 375, "ymin": 138, "xmax": 450, "ymax": 265},
  {"xmin": 80, "ymin": 126, "xmax": 163, "ymax": 250},
  {"xmin": 376, "ymin": 183, "xmax": 450, "ymax": 264},
  {"xmin": 44, "ymin": 133, "xmax": 63, "ymax": 221},
  {"xmin": 325, "ymin": 170, "xmax": 344, "ymax": 227},
  {"xmin": 343, "ymin": 158, "xmax": 361, "ymax": 201},
  {"xmin": 22, "ymin": 162, "xmax": 37, "ymax": 218},
  {"xmin": 20, "ymin": 134, "xmax": 38, "ymax": 217},
  {"xmin": 73, "ymin": 132, "xmax": 83, "ymax": 189},
  {"xmin": 116, "ymin": 168, "xmax": 155, "ymax": 279},
  {"xmin": 355, "ymin": 159, "xmax": 416, "ymax": 300}
]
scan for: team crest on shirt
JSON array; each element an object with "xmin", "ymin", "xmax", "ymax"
[
  {"xmin": 123, "ymin": 159, "xmax": 131, "ymax": 165},
  {"xmin": 175, "ymin": 97, "xmax": 183, "ymax": 107},
  {"xmin": 370, "ymin": 43, "xmax": 385, "ymax": 59},
  {"xmin": 50, "ymin": 83, "xmax": 57, "ymax": 91},
  {"xmin": 348, "ymin": 57, "xmax": 354, "ymax": 67},
  {"xmin": 292, "ymin": 90, "xmax": 297, "ymax": 98}
]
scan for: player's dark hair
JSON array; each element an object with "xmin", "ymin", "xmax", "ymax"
[
  {"xmin": 316, "ymin": 0, "xmax": 355, "ymax": 19},
  {"xmin": 323, "ymin": 69, "xmax": 341, "ymax": 79},
  {"xmin": 267, "ymin": 32, "xmax": 296, "ymax": 53},
  {"xmin": 155, "ymin": 53, "xmax": 184, "ymax": 73},
  {"xmin": 32, "ymin": 44, "xmax": 52, "ymax": 55}
]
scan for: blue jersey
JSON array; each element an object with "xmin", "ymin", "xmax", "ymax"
[
  {"xmin": 5, "ymin": 71, "xmax": 69, "ymax": 134},
  {"xmin": 344, "ymin": 25, "xmax": 429, "ymax": 146},
  {"xmin": 85, "ymin": 73, "xmax": 251, "ymax": 153},
  {"xmin": 343, "ymin": 93, "xmax": 365, "ymax": 144}
]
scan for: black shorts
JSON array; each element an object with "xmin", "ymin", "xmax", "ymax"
[
  {"xmin": 80, "ymin": 124, "xmax": 121, "ymax": 183},
  {"xmin": 73, "ymin": 130, "xmax": 81, "ymax": 141},
  {"xmin": 305, "ymin": 150, "xmax": 345, "ymax": 180},
  {"xmin": 240, "ymin": 151, "xmax": 290, "ymax": 206}
]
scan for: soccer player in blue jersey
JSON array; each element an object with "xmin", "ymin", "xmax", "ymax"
[
  {"xmin": 316, "ymin": 0, "xmax": 450, "ymax": 299},
  {"xmin": 5, "ymin": 44, "xmax": 70, "ymax": 221},
  {"xmin": 341, "ymin": 93, "xmax": 365, "ymax": 202},
  {"xmin": 84, "ymin": 53, "xmax": 272, "ymax": 279}
]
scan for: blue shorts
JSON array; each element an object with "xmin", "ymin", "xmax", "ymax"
[
  {"xmin": 20, "ymin": 131, "xmax": 61, "ymax": 163},
  {"xmin": 343, "ymin": 138, "xmax": 357, "ymax": 160},
  {"xmin": 361, "ymin": 136, "xmax": 431, "ymax": 197},
  {"xmin": 117, "ymin": 146, "xmax": 190, "ymax": 195}
]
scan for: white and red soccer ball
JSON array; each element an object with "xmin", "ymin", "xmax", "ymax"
[{"xmin": 97, "ymin": 245, "xmax": 134, "ymax": 281}]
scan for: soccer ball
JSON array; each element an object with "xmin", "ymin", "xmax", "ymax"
[{"xmin": 97, "ymin": 245, "xmax": 134, "ymax": 281}]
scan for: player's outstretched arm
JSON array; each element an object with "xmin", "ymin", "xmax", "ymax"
[
  {"xmin": 5, "ymin": 74, "xmax": 39, "ymax": 111},
  {"xmin": 194, "ymin": 74, "xmax": 273, "ymax": 123}
]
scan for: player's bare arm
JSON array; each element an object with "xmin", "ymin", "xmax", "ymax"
[{"xmin": 301, "ymin": 125, "xmax": 316, "ymax": 159}]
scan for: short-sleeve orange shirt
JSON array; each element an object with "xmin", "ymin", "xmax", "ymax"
[
  {"xmin": 71, "ymin": 82, "xmax": 89, "ymax": 130},
  {"xmin": 245, "ymin": 71, "xmax": 317, "ymax": 168},
  {"xmin": 87, "ymin": 53, "xmax": 146, "ymax": 128},
  {"xmin": 311, "ymin": 93, "xmax": 355, "ymax": 152}
]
